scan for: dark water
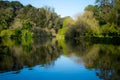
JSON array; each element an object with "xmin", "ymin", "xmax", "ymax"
[{"xmin": 0, "ymin": 38, "xmax": 120, "ymax": 80}]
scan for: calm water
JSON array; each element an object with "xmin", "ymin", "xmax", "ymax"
[{"xmin": 0, "ymin": 38, "xmax": 120, "ymax": 80}]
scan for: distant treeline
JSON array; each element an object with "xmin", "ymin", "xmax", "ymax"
[
  {"xmin": 1, "ymin": 0, "xmax": 120, "ymax": 42},
  {"xmin": 57, "ymin": 0, "xmax": 120, "ymax": 42}
]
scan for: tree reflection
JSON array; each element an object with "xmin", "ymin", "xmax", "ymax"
[
  {"xmin": 94, "ymin": 45, "xmax": 120, "ymax": 80},
  {"xmin": 1, "ymin": 36, "xmax": 120, "ymax": 80},
  {"xmin": 64, "ymin": 38, "xmax": 91, "ymax": 56},
  {"xmin": 0, "ymin": 38, "xmax": 62, "ymax": 73},
  {"xmin": 64, "ymin": 38, "xmax": 120, "ymax": 80}
]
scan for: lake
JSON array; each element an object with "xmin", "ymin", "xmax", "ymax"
[{"xmin": 0, "ymin": 38, "xmax": 120, "ymax": 80}]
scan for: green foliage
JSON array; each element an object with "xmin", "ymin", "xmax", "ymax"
[
  {"xmin": 21, "ymin": 30, "xmax": 33, "ymax": 40},
  {"xmin": 101, "ymin": 23, "xmax": 120, "ymax": 37},
  {"xmin": 23, "ymin": 19, "xmax": 32, "ymax": 30},
  {"xmin": 0, "ymin": 1, "xmax": 23, "ymax": 30},
  {"xmin": 82, "ymin": 0, "xmax": 120, "ymax": 37},
  {"xmin": 0, "ymin": 8, "xmax": 14, "ymax": 29},
  {"xmin": 0, "ymin": 29, "xmax": 13, "ymax": 38},
  {"xmin": 21, "ymin": 30, "xmax": 33, "ymax": 46},
  {"xmin": 0, "ymin": 0, "xmax": 119, "ymax": 40},
  {"xmin": 13, "ymin": 28, "xmax": 22, "ymax": 37},
  {"xmin": 57, "ymin": 17, "xmax": 74, "ymax": 39},
  {"xmin": 95, "ymin": 0, "xmax": 120, "ymax": 26},
  {"xmin": 65, "ymin": 20, "xmax": 89, "ymax": 40},
  {"xmin": 17, "ymin": 6, "xmax": 62, "ymax": 34},
  {"xmin": 11, "ymin": 19, "xmax": 23, "ymax": 29},
  {"xmin": 64, "ymin": 11, "xmax": 101, "ymax": 39},
  {"xmin": 82, "ymin": 11, "xmax": 100, "ymax": 34},
  {"xmin": 0, "ymin": 1, "xmax": 62, "ymax": 38}
]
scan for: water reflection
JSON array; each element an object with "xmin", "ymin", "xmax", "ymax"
[
  {"xmin": 0, "ymin": 38, "xmax": 62, "ymax": 73},
  {"xmin": 0, "ymin": 37, "xmax": 120, "ymax": 80},
  {"xmin": 63, "ymin": 38, "xmax": 120, "ymax": 80},
  {"xmin": 93, "ymin": 45, "xmax": 120, "ymax": 80}
]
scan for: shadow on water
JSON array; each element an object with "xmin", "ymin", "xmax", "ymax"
[
  {"xmin": 85, "ymin": 37, "xmax": 120, "ymax": 45},
  {"xmin": 0, "ymin": 37, "xmax": 62, "ymax": 73}
]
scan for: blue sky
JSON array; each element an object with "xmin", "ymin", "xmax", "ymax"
[{"xmin": 9, "ymin": 0, "xmax": 95, "ymax": 17}]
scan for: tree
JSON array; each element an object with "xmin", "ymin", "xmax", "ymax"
[{"xmin": 95, "ymin": 0, "xmax": 120, "ymax": 26}]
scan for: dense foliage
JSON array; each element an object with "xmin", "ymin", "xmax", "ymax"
[
  {"xmin": 62, "ymin": 0, "xmax": 120, "ymax": 42},
  {"xmin": 0, "ymin": 0, "xmax": 62, "ymax": 39}
]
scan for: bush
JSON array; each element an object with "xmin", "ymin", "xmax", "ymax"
[
  {"xmin": 101, "ymin": 23, "xmax": 120, "ymax": 37},
  {"xmin": 0, "ymin": 29, "xmax": 13, "ymax": 38},
  {"xmin": 65, "ymin": 21, "xmax": 89, "ymax": 40}
]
